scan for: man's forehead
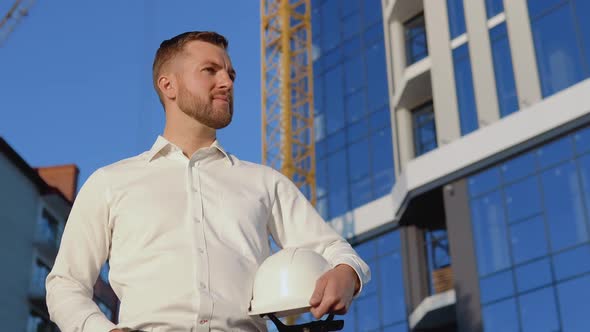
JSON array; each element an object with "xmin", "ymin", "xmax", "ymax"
[{"xmin": 183, "ymin": 40, "xmax": 232, "ymax": 64}]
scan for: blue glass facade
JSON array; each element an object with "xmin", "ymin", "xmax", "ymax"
[
  {"xmin": 528, "ymin": 0, "xmax": 590, "ymax": 97},
  {"xmin": 312, "ymin": 0, "xmax": 394, "ymax": 220},
  {"xmin": 468, "ymin": 124, "xmax": 590, "ymax": 331}
]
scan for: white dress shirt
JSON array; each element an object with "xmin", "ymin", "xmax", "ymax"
[{"xmin": 46, "ymin": 136, "xmax": 370, "ymax": 332}]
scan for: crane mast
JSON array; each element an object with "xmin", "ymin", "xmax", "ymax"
[{"xmin": 261, "ymin": 0, "xmax": 317, "ymax": 205}]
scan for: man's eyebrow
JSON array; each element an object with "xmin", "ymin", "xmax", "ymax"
[{"xmin": 200, "ymin": 61, "xmax": 237, "ymax": 78}]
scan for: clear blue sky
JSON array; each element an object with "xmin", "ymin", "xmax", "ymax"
[{"xmin": 0, "ymin": 0, "xmax": 261, "ymax": 187}]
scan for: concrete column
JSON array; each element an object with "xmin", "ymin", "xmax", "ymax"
[
  {"xmin": 395, "ymin": 106, "xmax": 415, "ymax": 172},
  {"xmin": 443, "ymin": 180, "xmax": 483, "ymax": 332},
  {"xmin": 401, "ymin": 225, "xmax": 430, "ymax": 312},
  {"xmin": 503, "ymin": 0, "xmax": 542, "ymax": 108},
  {"xmin": 463, "ymin": 0, "xmax": 501, "ymax": 126},
  {"xmin": 423, "ymin": 0, "xmax": 461, "ymax": 145}
]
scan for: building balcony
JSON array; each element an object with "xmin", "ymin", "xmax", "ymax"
[{"xmin": 409, "ymin": 289, "xmax": 456, "ymax": 330}]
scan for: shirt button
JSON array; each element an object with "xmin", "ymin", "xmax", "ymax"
[
  {"xmin": 198, "ymin": 248, "xmax": 204, "ymax": 254},
  {"xmin": 194, "ymin": 217, "xmax": 201, "ymax": 223},
  {"xmin": 200, "ymin": 282, "xmax": 206, "ymax": 289}
]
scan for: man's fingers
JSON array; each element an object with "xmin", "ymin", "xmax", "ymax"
[{"xmin": 309, "ymin": 275, "xmax": 328, "ymax": 306}]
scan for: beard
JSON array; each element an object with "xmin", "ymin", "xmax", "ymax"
[{"xmin": 176, "ymin": 83, "xmax": 233, "ymax": 129}]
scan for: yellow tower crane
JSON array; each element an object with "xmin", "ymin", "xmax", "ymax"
[
  {"xmin": 0, "ymin": 0, "xmax": 35, "ymax": 47},
  {"xmin": 261, "ymin": 0, "xmax": 317, "ymax": 205}
]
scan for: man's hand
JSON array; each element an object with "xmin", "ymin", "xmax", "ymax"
[{"xmin": 309, "ymin": 264, "xmax": 360, "ymax": 319}]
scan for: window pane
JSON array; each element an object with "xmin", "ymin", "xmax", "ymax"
[
  {"xmin": 553, "ymin": 244, "xmax": 590, "ymax": 281},
  {"xmin": 362, "ymin": 0, "xmax": 382, "ymax": 26},
  {"xmin": 453, "ymin": 43, "xmax": 479, "ymax": 135},
  {"xmin": 347, "ymin": 118, "xmax": 369, "ymax": 143},
  {"xmin": 468, "ymin": 168, "xmax": 501, "ymax": 197},
  {"xmin": 557, "ymin": 274, "xmax": 590, "ymax": 332},
  {"xmin": 529, "ymin": 3, "xmax": 585, "ymax": 96},
  {"xmin": 519, "ymin": 287, "xmax": 559, "ymax": 332},
  {"xmin": 500, "ymin": 151, "xmax": 536, "ymax": 183},
  {"xmin": 514, "ymin": 258, "xmax": 552, "ymax": 293},
  {"xmin": 320, "ymin": 0, "xmax": 341, "ymax": 51},
  {"xmin": 345, "ymin": 89, "xmax": 366, "ymax": 124},
  {"xmin": 349, "ymin": 138, "xmax": 370, "ymax": 182},
  {"xmin": 341, "ymin": 0, "xmax": 360, "ymax": 17},
  {"xmin": 344, "ymin": 55, "xmax": 364, "ymax": 93},
  {"xmin": 328, "ymin": 150, "xmax": 350, "ymax": 218},
  {"xmin": 447, "ymin": 0, "xmax": 467, "ymax": 39},
  {"xmin": 510, "ymin": 216, "xmax": 549, "ymax": 264},
  {"xmin": 324, "ymin": 67, "xmax": 345, "ymax": 134},
  {"xmin": 317, "ymin": 158, "xmax": 328, "ymax": 196},
  {"xmin": 370, "ymin": 107, "xmax": 390, "ymax": 131},
  {"xmin": 485, "ymin": 0, "xmax": 504, "ymax": 18},
  {"xmin": 412, "ymin": 102, "xmax": 437, "ymax": 156},
  {"xmin": 479, "ymin": 270, "xmax": 515, "ymax": 304},
  {"xmin": 351, "ymin": 178, "xmax": 373, "ymax": 208},
  {"xmin": 536, "ymin": 135, "xmax": 574, "ymax": 169},
  {"xmin": 574, "ymin": 0, "xmax": 590, "ymax": 85},
  {"xmin": 342, "ymin": 12, "xmax": 361, "ymax": 40},
  {"xmin": 377, "ymin": 231, "xmax": 401, "ymax": 255},
  {"xmin": 379, "ymin": 252, "xmax": 406, "ymax": 325},
  {"xmin": 577, "ymin": 153, "xmax": 590, "ymax": 225},
  {"xmin": 470, "ymin": 190, "xmax": 510, "ymax": 275},
  {"xmin": 490, "ymin": 23, "xmax": 519, "ymax": 118},
  {"xmin": 504, "ymin": 177, "xmax": 542, "ymax": 222},
  {"xmin": 371, "ymin": 128, "xmax": 395, "ymax": 197},
  {"xmin": 404, "ymin": 13, "xmax": 428, "ymax": 65},
  {"xmin": 482, "ymin": 298, "xmax": 519, "ymax": 332},
  {"xmin": 326, "ymin": 130, "xmax": 346, "ymax": 153},
  {"xmin": 356, "ymin": 295, "xmax": 380, "ymax": 330},
  {"xmin": 366, "ymin": 42, "xmax": 389, "ymax": 112},
  {"xmin": 573, "ymin": 126, "xmax": 590, "ymax": 155},
  {"xmin": 542, "ymin": 161, "xmax": 589, "ymax": 251}
]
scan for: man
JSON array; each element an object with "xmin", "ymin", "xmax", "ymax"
[{"xmin": 46, "ymin": 31, "xmax": 370, "ymax": 332}]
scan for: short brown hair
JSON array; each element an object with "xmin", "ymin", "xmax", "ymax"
[{"xmin": 152, "ymin": 31, "xmax": 229, "ymax": 106}]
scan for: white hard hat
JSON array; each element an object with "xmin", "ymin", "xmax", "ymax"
[{"xmin": 249, "ymin": 247, "xmax": 331, "ymax": 317}]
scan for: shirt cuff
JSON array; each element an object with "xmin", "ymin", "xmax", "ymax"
[
  {"xmin": 82, "ymin": 311, "xmax": 117, "ymax": 332},
  {"xmin": 332, "ymin": 259, "xmax": 366, "ymax": 299}
]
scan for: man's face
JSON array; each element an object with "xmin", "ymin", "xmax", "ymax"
[{"xmin": 175, "ymin": 40, "xmax": 236, "ymax": 129}]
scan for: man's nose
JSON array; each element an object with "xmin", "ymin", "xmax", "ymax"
[{"xmin": 217, "ymin": 70, "xmax": 233, "ymax": 91}]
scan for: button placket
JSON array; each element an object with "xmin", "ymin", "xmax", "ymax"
[{"xmin": 191, "ymin": 159, "xmax": 213, "ymax": 332}]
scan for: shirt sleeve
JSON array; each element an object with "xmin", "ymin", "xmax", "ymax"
[
  {"xmin": 45, "ymin": 168, "xmax": 117, "ymax": 332},
  {"xmin": 267, "ymin": 169, "xmax": 371, "ymax": 294}
]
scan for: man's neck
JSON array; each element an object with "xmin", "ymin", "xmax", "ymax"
[{"xmin": 163, "ymin": 109, "xmax": 216, "ymax": 158}]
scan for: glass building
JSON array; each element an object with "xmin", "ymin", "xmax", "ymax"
[{"xmin": 300, "ymin": 0, "xmax": 590, "ymax": 331}]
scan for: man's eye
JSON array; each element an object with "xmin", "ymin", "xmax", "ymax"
[{"xmin": 203, "ymin": 67, "xmax": 215, "ymax": 73}]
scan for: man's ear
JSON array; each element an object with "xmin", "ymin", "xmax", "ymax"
[{"xmin": 158, "ymin": 74, "xmax": 177, "ymax": 101}]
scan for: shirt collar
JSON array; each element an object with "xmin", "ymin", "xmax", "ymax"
[{"xmin": 146, "ymin": 135, "xmax": 233, "ymax": 166}]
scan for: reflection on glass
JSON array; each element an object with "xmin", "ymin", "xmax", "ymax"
[
  {"xmin": 327, "ymin": 150, "xmax": 350, "ymax": 218},
  {"xmin": 379, "ymin": 253, "xmax": 406, "ymax": 325},
  {"xmin": 470, "ymin": 191, "xmax": 510, "ymax": 275},
  {"xmin": 542, "ymin": 162, "xmax": 589, "ymax": 251},
  {"xmin": 366, "ymin": 43, "xmax": 388, "ymax": 112},
  {"xmin": 349, "ymin": 138, "xmax": 370, "ymax": 182}
]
